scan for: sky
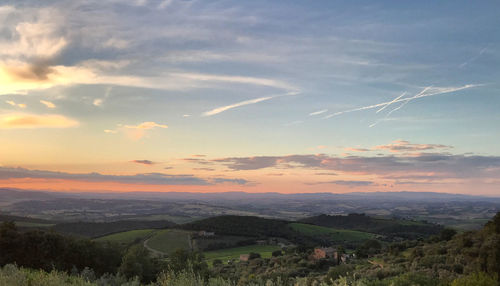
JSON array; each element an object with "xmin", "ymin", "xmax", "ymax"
[{"xmin": 0, "ymin": 0, "xmax": 499, "ymax": 195}]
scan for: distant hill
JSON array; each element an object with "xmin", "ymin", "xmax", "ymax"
[
  {"xmin": 300, "ymin": 213, "xmax": 443, "ymax": 239},
  {"xmin": 0, "ymin": 188, "xmax": 58, "ymax": 202},
  {"xmin": 52, "ymin": 220, "xmax": 177, "ymax": 238},
  {"xmin": 3, "ymin": 188, "xmax": 498, "ymax": 202}
]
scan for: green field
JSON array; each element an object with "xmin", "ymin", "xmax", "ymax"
[
  {"xmin": 289, "ymin": 223, "xmax": 374, "ymax": 242},
  {"xmin": 95, "ymin": 229, "xmax": 155, "ymax": 244},
  {"xmin": 146, "ymin": 229, "xmax": 192, "ymax": 254},
  {"xmin": 127, "ymin": 214, "xmax": 201, "ymax": 224},
  {"xmin": 204, "ymin": 244, "xmax": 281, "ymax": 265},
  {"xmin": 14, "ymin": 221, "xmax": 55, "ymax": 228}
]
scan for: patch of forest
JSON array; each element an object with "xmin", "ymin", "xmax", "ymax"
[
  {"xmin": 300, "ymin": 213, "xmax": 443, "ymax": 239},
  {"xmin": 53, "ymin": 220, "xmax": 177, "ymax": 238}
]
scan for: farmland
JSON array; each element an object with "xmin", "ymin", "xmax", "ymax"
[
  {"xmin": 204, "ymin": 244, "xmax": 281, "ymax": 265},
  {"xmin": 289, "ymin": 223, "xmax": 374, "ymax": 243},
  {"xmin": 95, "ymin": 229, "xmax": 155, "ymax": 245},
  {"xmin": 145, "ymin": 229, "xmax": 192, "ymax": 254}
]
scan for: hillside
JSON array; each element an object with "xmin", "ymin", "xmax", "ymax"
[
  {"xmin": 53, "ymin": 220, "xmax": 176, "ymax": 238},
  {"xmin": 300, "ymin": 213, "xmax": 443, "ymax": 239},
  {"xmin": 181, "ymin": 215, "xmax": 292, "ymax": 238}
]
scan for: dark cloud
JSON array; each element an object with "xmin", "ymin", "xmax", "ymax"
[
  {"xmin": 131, "ymin": 159, "xmax": 156, "ymax": 165},
  {"xmin": 212, "ymin": 178, "xmax": 249, "ymax": 185},
  {"xmin": 306, "ymin": 180, "xmax": 375, "ymax": 186},
  {"xmin": 182, "ymin": 158, "xmax": 214, "ymax": 165},
  {"xmin": 193, "ymin": 167, "xmax": 216, "ymax": 171},
  {"xmin": 6, "ymin": 59, "xmax": 57, "ymax": 82},
  {"xmin": 208, "ymin": 154, "xmax": 500, "ymax": 180},
  {"xmin": 0, "ymin": 167, "xmax": 248, "ymax": 186}
]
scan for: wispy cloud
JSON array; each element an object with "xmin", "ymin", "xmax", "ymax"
[
  {"xmin": 124, "ymin": 121, "xmax": 168, "ymax": 129},
  {"xmin": 373, "ymin": 140, "xmax": 452, "ymax": 152},
  {"xmin": 130, "ymin": 159, "xmax": 156, "ymax": 165},
  {"xmin": 344, "ymin": 147, "xmax": 370, "ymax": 152},
  {"xmin": 202, "ymin": 96, "xmax": 274, "ymax": 116},
  {"xmin": 459, "ymin": 46, "xmax": 488, "ymax": 68},
  {"xmin": 172, "ymin": 72, "xmax": 298, "ymax": 91},
  {"xmin": 40, "ymin": 100, "xmax": 56, "ymax": 108},
  {"xmin": 0, "ymin": 113, "xmax": 78, "ymax": 129},
  {"xmin": 309, "ymin": 109, "xmax": 328, "ymax": 116},
  {"xmin": 306, "ymin": 180, "xmax": 375, "ymax": 187},
  {"xmin": 5, "ymin": 100, "xmax": 26, "ymax": 108},
  {"xmin": 0, "ymin": 166, "xmax": 248, "ymax": 186},
  {"xmin": 105, "ymin": 121, "xmax": 168, "ymax": 139}
]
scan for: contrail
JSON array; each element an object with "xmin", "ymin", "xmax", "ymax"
[
  {"xmin": 369, "ymin": 85, "xmax": 473, "ymax": 128},
  {"xmin": 309, "ymin": 109, "xmax": 328, "ymax": 116},
  {"xmin": 324, "ymin": 84, "xmax": 477, "ymax": 119},
  {"xmin": 376, "ymin": 92, "xmax": 407, "ymax": 113},
  {"xmin": 385, "ymin": 86, "xmax": 432, "ymax": 117},
  {"xmin": 202, "ymin": 91, "xmax": 299, "ymax": 116},
  {"xmin": 459, "ymin": 46, "xmax": 488, "ymax": 69}
]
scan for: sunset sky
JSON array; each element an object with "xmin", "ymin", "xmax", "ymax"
[{"xmin": 1, "ymin": 0, "xmax": 499, "ymax": 195}]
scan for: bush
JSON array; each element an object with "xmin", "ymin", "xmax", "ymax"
[{"xmin": 451, "ymin": 272, "xmax": 498, "ymax": 286}]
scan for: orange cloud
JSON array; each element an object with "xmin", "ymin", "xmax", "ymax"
[
  {"xmin": 0, "ymin": 113, "xmax": 78, "ymax": 129},
  {"xmin": 374, "ymin": 140, "xmax": 451, "ymax": 153},
  {"xmin": 124, "ymin": 121, "xmax": 168, "ymax": 129},
  {"xmin": 40, "ymin": 100, "xmax": 56, "ymax": 108}
]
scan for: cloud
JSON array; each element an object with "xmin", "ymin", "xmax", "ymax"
[
  {"xmin": 104, "ymin": 121, "xmax": 168, "ymax": 139},
  {"xmin": 306, "ymin": 180, "xmax": 375, "ymax": 186},
  {"xmin": 93, "ymin": 98, "xmax": 103, "ymax": 107},
  {"xmin": 266, "ymin": 173, "xmax": 284, "ymax": 176},
  {"xmin": 193, "ymin": 167, "xmax": 215, "ymax": 171},
  {"xmin": 5, "ymin": 100, "xmax": 26, "ymax": 108},
  {"xmin": 373, "ymin": 140, "xmax": 451, "ymax": 153},
  {"xmin": 344, "ymin": 147, "xmax": 370, "ymax": 152},
  {"xmin": 158, "ymin": 0, "xmax": 173, "ymax": 9},
  {"xmin": 130, "ymin": 160, "xmax": 156, "ymax": 165},
  {"xmin": 0, "ymin": 7, "xmax": 67, "ymax": 59},
  {"xmin": 171, "ymin": 72, "xmax": 297, "ymax": 92},
  {"xmin": 459, "ymin": 46, "xmax": 488, "ymax": 68},
  {"xmin": 182, "ymin": 158, "xmax": 214, "ymax": 165},
  {"xmin": 124, "ymin": 121, "xmax": 168, "ymax": 129},
  {"xmin": 202, "ymin": 96, "xmax": 274, "ymax": 116},
  {"xmin": 0, "ymin": 166, "xmax": 248, "ymax": 186},
  {"xmin": 212, "ymin": 177, "xmax": 249, "ymax": 185},
  {"xmin": 0, "ymin": 113, "xmax": 78, "ymax": 129},
  {"xmin": 309, "ymin": 109, "xmax": 328, "ymax": 116},
  {"xmin": 40, "ymin": 100, "xmax": 56, "ymax": 108},
  {"xmin": 207, "ymin": 153, "xmax": 500, "ymax": 181}
]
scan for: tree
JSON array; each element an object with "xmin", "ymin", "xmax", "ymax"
[
  {"xmin": 440, "ymin": 228, "xmax": 457, "ymax": 241},
  {"xmin": 272, "ymin": 250, "xmax": 282, "ymax": 257},
  {"xmin": 119, "ymin": 245, "xmax": 157, "ymax": 283},
  {"xmin": 248, "ymin": 252, "xmax": 261, "ymax": 260},
  {"xmin": 451, "ymin": 272, "xmax": 498, "ymax": 286}
]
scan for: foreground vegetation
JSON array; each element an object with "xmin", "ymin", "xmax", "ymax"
[{"xmin": 1, "ymin": 212, "xmax": 499, "ymax": 285}]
